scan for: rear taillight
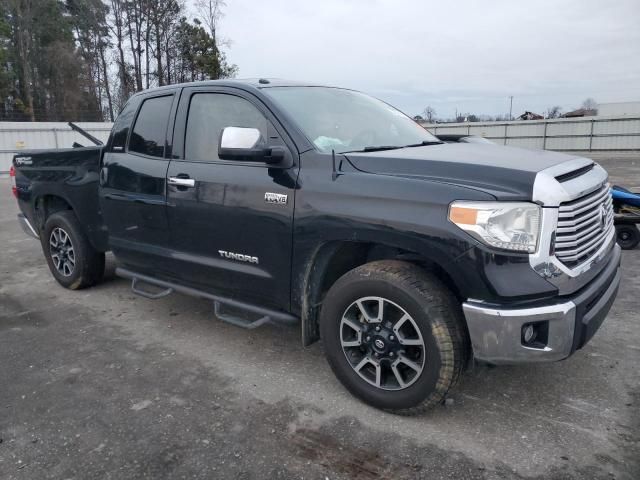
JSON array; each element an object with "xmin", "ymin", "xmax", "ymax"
[{"xmin": 9, "ymin": 165, "xmax": 17, "ymax": 197}]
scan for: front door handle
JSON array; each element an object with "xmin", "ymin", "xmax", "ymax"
[{"xmin": 168, "ymin": 176, "xmax": 195, "ymax": 188}]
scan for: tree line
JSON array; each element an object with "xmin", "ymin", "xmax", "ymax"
[{"xmin": 0, "ymin": 0, "xmax": 236, "ymax": 122}]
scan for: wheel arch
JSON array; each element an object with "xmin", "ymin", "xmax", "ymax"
[
  {"xmin": 30, "ymin": 189, "xmax": 108, "ymax": 252},
  {"xmin": 34, "ymin": 194, "xmax": 73, "ymax": 232},
  {"xmin": 299, "ymin": 240, "xmax": 465, "ymax": 346}
]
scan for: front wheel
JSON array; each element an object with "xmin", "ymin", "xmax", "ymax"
[
  {"xmin": 616, "ymin": 224, "xmax": 640, "ymax": 250},
  {"xmin": 319, "ymin": 260, "xmax": 468, "ymax": 414}
]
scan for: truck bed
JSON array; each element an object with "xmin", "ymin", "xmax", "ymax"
[{"xmin": 13, "ymin": 146, "xmax": 108, "ymax": 251}]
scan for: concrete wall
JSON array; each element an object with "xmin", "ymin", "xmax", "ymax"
[{"xmin": 422, "ymin": 115, "xmax": 640, "ymax": 152}]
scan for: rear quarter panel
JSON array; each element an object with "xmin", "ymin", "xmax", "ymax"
[{"xmin": 13, "ymin": 147, "xmax": 107, "ymax": 251}]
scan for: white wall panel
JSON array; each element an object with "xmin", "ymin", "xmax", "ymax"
[
  {"xmin": 593, "ymin": 119, "xmax": 640, "ymax": 135},
  {"xmin": 507, "ymin": 122, "xmax": 546, "ymax": 137},
  {"xmin": 546, "ymin": 121, "xmax": 591, "ymax": 137},
  {"xmin": 545, "ymin": 136, "xmax": 590, "ymax": 150},
  {"xmin": 591, "ymin": 135, "xmax": 640, "ymax": 150},
  {"xmin": 468, "ymin": 124, "xmax": 505, "ymax": 137},
  {"xmin": 0, "ymin": 122, "xmax": 113, "ymax": 173}
]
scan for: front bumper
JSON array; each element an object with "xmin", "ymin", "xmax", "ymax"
[
  {"xmin": 17, "ymin": 213, "xmax": 39, "ymax": 239},
  {"xmin": 463, "ymin": 244, "xmax": 621, "ymax": 364}
]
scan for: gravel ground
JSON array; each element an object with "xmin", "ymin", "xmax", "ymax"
[{"xmin": 0, "ymin": 155, "xmax": 639, "ymax": 480}]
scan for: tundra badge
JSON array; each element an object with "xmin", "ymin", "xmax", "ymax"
[
  {"xmin": 218, "ymin": 250, "xmax": 259, "ymax": 264},
  {"xmin": 264, "ymin": 192, "xmax": 288, "ymax": 205}
]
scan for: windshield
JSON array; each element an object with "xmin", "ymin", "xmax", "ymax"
[{"xmin": 263, "ymin": 87, "xmax": 440, "ymax": 153}]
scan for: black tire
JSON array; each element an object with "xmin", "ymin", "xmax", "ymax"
[
  {"xmin": 319, "ymin": 260, "xmax": 468, "ymax": 415},
  {"xmin": 41, "ymin": 211, "xmax": 105, "ymax": 289},
  {"xmin": 616, "ymin": 224, "xmax": 640, "ymax": 250}
]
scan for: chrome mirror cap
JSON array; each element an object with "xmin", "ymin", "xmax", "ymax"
[{"xmin": 220, "ymin": 127, "xmax": 261, "ymax": 150}]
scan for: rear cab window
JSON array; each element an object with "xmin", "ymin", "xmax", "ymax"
[
  {"xmin": 128, "ymin": 95, "xmax": 174, "ymax": 158},
  {"xmin": 108, "ymin": 99, "xmax": 139, "ymax": 152}
]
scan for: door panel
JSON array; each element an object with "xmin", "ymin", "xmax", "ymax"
[
  {"xmin": 166, "ymin": 89, "xmax": 298, "ymax": 311},
  {"xmin": 99, "ymin": 92, "xmax": 176, "ymax": 274}
]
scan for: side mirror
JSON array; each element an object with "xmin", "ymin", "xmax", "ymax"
[{"xmin": 218, "ymin": 126, "xmax": 283, "ymax": 164}]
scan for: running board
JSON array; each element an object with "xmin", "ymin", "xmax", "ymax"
[
  {"xmin": 213, "ymin": 301, "xmax": 271, "ymax": 330},
  {"xmin": 117, "ymin": 268, "xmax": 298, "ymax": 328},
  {"xmin": 131, "ymin": 277, "xmax": 173, "ymax": 299}
]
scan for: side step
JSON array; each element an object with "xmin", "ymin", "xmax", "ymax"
[
  {"xmin": 117, "ymin": 268, "xmax": 298, "ymax": 329},
  {"xmin": 213, "ymin": 302, "xmax": 271, "ymax": 330},
  {"xmin": 131, "ymin": 277, "xmax": 173, "ymax": 299}
]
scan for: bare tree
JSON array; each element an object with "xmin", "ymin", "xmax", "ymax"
[
  {"xmin": 108, "ymin": 0, "xmax": 133, "ymax": 106},
  {"xmin": 148, "ymin": 0, "xmax": 181, "ymax": 86},
  {"xmin": 582, "ymin": 98, "xmax": 597, "ymax": 111},
  {"xmin": 98, "ymin": 40, "xmax": 114, "ymax": 121},
  {"xmin": 546, "ymin": 106, "xmax": 562, "ymax": 119},
  {"xmin": 124, "ymin": 0, "xmax": 148, "ymax": 92},
  {"xmin": 9, "ymin": 0, "xmax": 36, "ymax": 121},
  {"xmin": 422, "ymin": 106, "xmax": 436, "ymax": 123},
  {"xmin": 195, "ymin": 0, "xmax": 226, "ymax": 45}
]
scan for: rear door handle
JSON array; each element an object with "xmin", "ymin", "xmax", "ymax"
[{"xmin": 168, "ymin": 176, "xmax": 195, "ymax": 188}]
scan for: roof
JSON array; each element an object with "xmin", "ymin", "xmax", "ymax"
[
  {"xmin": 517, "ymin": 111, "xmax": 544, "ymax": 120},
  {"xmin": 130, "ymin": 78, "xmax": 335, "ymax": 97},
  {"xmin": 562, "ymin": 108, "xmax": 597, "ymax": 118}
]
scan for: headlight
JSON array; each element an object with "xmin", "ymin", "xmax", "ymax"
[{"xmin": 448, "ymin": 201, "xmax": 540, "ymax": 253}]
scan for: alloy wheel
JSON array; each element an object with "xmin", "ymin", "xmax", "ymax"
[
  {"xmin": 49, "ymin": 227, "xmax": 75, "ymax": 277},
  {"xmin": 339, "ymin": 296, "xmax": 426, "ymax": 391}
]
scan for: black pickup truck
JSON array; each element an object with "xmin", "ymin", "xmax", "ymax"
[{"xmin": 11, "ymin": 79, "xmax": 621, "ymax": 413}]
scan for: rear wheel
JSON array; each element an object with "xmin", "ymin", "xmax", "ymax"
[
  {"xmin": 616, "ymin": 224, "xmax": 640, "ymax": 250},
  {"xmin": 41, "ymin": 211, "xmax": 105, "ymax": 289},
  {"xmin": 320, "ymin": 260, "xmax": 468, "ymax": 414}
]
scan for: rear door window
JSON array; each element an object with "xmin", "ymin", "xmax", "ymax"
[{"xmin": 129, "ymin": 95, "xmax": 174, "ymax": 157}]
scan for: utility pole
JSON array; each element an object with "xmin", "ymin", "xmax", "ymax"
[{"xmin": 509, "ymin": 96, "xmax": 513, "ymax": 120}]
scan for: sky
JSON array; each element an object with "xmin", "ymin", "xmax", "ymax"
[{"xmin": 210, "ymin": 0, "xmax": 640, "ymax": 119}]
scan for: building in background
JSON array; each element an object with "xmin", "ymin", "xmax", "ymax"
[
  {"xmin": 597, "ymin": 101, "xmax": 640, "ymax": 117},
  {"xmin": 517, "ymin": 111, "xmax": 544, "ymax": 120},
  {"xmin": 562, "ymin": 108, "xmax": 597, "ymax": 118}
]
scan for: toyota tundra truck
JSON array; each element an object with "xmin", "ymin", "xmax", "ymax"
[{"xmin": 11, "ymin": 79, "xmax": 621, "ymax": 413}]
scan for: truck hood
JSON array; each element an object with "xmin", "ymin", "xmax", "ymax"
[{"xmin": 344, "ymin": 143, "xmax": 587, "ymax": 201}]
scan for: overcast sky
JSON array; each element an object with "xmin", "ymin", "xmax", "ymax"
[{"xmin": 213, "ymin": 0, "xmax": 640, "ymax": 119}]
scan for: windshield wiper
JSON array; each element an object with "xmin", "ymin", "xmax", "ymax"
[
  {"xmin": 340, "ymin": 141, "xmax": 443, "ymax": 154},
  {"xmin": 403, "ymin": 140, "xmax": 444, "ymax": 148},
  {"xmin": 340, "ymin": 145, "xmax": 404, "ymax": 154}
]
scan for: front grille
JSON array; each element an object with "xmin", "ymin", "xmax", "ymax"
[{"xmin": 554, "ymin": 184, "xmax": 614, "ymax": 267}]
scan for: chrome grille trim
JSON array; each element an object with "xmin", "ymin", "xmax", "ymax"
[
  {"xmin": 530, "ymin": 159, "xmax": 615, "ymax": 296},
  {"xmin": 554, "ymin": 184, "xmax": 614, "ymax": 267},
  {"xmin": 554, "ymin": 218, "xmax": 609, "ymax": 245},
  {"xmin": 558, "ymin": 187, "xmax": 610, "ymax": 213},
  {"xmin": 556, "ymin": 196, "xmax": 613, "ymax": 229}
]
